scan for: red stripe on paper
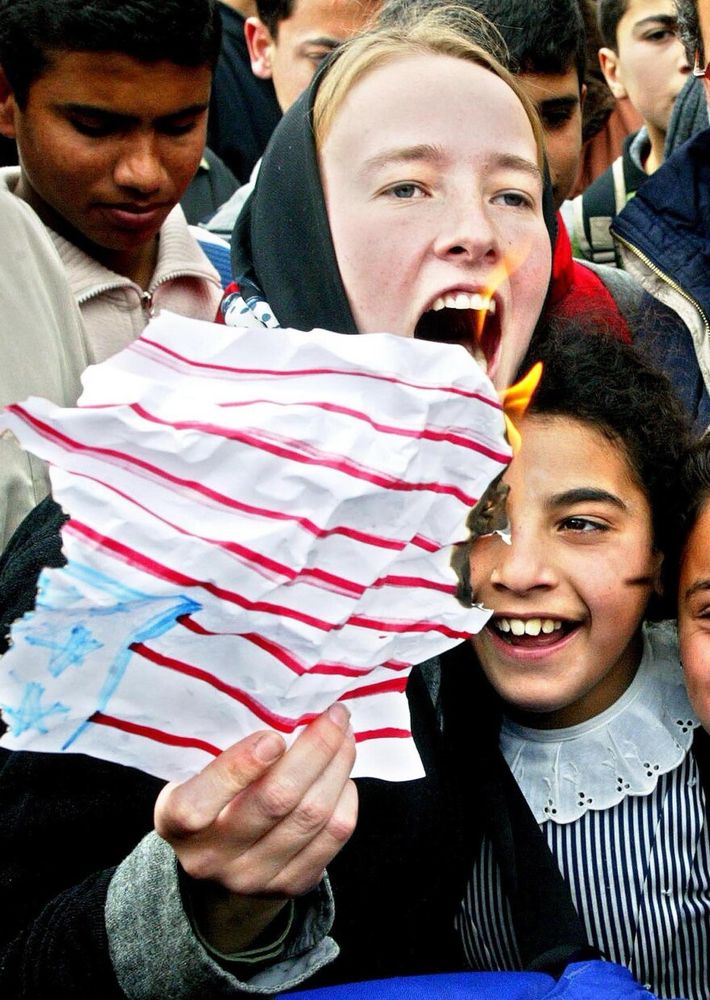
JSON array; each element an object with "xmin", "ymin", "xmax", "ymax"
[
  {"xmin": 129, "ymin": 402, "xmax": 479, "ymax": 506},
  {"xmin": 6, "ymin": 404, "xmax": 411, "ymax": 552},
  {"xmin": 90, "ymin": 712, "xmax": 221, "ymax": 756},
  {"xmin": 133, "ymin": 334, "xmax": 503, "ymax": 409}
]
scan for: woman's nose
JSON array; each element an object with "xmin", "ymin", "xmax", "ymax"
[{"xmin": 433, "ymin": 195, "xmax": 500, "ymax": 263}]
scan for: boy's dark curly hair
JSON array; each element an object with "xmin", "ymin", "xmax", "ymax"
[
  {"xmin": 0, "ymin": 0, "xmax": 221, "ymax": 108},
  {"xmin": 380, "ymin": 0, "xmax": 586, "ymax": 83},
  {"xmin": 519, "ymin": 323, "xmax": 693, "ymax": 615}
]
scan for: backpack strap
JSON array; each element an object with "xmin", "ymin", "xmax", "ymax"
[
  {"xmin": 573, "ymin": 156, "xmax": 625, "ymax": 266},
  {"xmin": 612, "ymin": 155, "xmax": 628, "ymax": 214}
]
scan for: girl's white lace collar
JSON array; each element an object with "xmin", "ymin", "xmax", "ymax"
[{"xmin": 500, "ymin": 623, "xmax": 699, "ymax": 825}]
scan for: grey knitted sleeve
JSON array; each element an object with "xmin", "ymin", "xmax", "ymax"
[{"xmin": 106, "ymin": 832, "xmax": 338, "ymax": 999}]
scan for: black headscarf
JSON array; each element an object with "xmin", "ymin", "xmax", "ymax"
[{"xmin": 231, "ymin": 56, "xmax": 557, "ymax": 334}]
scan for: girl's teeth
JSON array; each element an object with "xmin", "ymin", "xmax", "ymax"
[
  {"xmin": 495, "ymin": 617, "xmax": 564, "ymax": 636},
  {"xmin": 430, "ymin": 293, "xmax": 495, "ymax": 312}
]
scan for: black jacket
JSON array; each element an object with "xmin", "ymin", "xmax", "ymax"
[{"xmin": 207, "ymin": 4, "xmax": 281, "ymax": 184}]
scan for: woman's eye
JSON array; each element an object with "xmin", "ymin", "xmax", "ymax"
[
  {"xmin": 386, "ymin": 183, "xmax": 423, "ymax": 199},
  {"xmin": 493, "ymin": 191, "xmax": 531, "ymax": 208}
]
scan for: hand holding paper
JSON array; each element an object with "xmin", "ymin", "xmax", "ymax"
[{"xmin": 156, "ymin": 704, "xmax": 357, "ymax": 953}]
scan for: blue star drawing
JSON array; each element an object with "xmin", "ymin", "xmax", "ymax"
[
  {"xmin": 25, "ymin": 623, "xmax": 103, "ymax": 677},
  {"xmin": 0, "ymin": 681, "xmax": 69, "ymax": 736}
]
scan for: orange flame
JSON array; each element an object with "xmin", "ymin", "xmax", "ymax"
[
  {"xmin": 499, "ymin": 361, "xmax": 542, "ymax": 454},
  {"xmin": 474, "ymin": 244, "xmax": 533, "ymax": 343}
]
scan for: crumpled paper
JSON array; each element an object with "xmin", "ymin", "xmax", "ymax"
[{"xmin": 0, "ymin": 313, "xmax": 510, "ymax": 782}]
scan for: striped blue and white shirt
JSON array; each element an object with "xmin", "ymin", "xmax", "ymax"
[{"xmin": 456, "ymin": 627, "xmax": 710, "ymax": 999}]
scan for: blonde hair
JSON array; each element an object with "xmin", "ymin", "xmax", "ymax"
[{"xmin": 312, "ymin": 3, "xmax": 546, "ymax": 171}]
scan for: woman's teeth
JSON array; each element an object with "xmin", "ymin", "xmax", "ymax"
[
  {"xmin": 430, "ymin": 292, "xmax": 496, "ymax": 313},
  {"xmin": 494, "ymin": 618, "xmax": 563, "ymax": 637}
]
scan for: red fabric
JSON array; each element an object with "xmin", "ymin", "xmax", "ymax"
[
  {"xmin": 548, "ymin": 215, "xmax": 631, "ymax": 343},
  {"xmin": 215, "ymin": 281, "xmax": 240, "ymax": 323}
]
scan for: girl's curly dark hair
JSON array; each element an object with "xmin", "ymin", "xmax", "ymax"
[{"xmin": 519, "ymin": 322, "xmax": 694, "ymax": 617}]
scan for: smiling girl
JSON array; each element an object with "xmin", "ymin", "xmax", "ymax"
[{"xmin": 452, "ymin": 327, "xmax": 708, "ymax": 998}]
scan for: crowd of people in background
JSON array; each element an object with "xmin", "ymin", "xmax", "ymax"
[{"xmin": 1, "ymin": 0, "xmax": 710, "ymax": 997}]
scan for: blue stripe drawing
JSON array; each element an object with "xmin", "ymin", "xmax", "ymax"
[{"xmin": 0, "ymin": 559, "xmax": 200, "ymax": 751}]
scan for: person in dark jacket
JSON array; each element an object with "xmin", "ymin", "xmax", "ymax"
[
  {"xmin": 207, "ymin": 0, "xmax": 282, "ymax": 183},
  {"xmin": 0, "ymin": 8, "xmax": 555, "ymax": 997},
  {"xmin": 610, "ymin": 0, "xmax": 710, "ymax": 432},
  {"xmin": 572, "ymin": 0, "xmax": 691, "ymax": 265}
]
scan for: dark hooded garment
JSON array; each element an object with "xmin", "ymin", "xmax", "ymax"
[{"xmin": 231, "ymin": 55, "xmax": 558, "ymax": 338}]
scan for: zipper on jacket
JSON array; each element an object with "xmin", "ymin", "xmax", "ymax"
[
  {"xmin": 78, "ymin": 264, "xmax": 219, "ymax": 311},
  {"xmin": 613, "ymin": 229, "xmax": 710, "ymax": 337},
  {"xmin": 149, "ymin": 266, "xmax": 221, "ymax": 296},
  {"xmin": 141, "ymin": 289, "xmax": 154, "ymax": 317},
  {"xmin": 76, "ymin": 279, "xmax": 130, "ymax": 307}
]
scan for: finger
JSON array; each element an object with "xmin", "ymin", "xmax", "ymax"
[
  {"xmin": 218, "ymin": 703, "xmax": 353, "ymax": 841},
  {"xmin": 155, "ymin": 729, "xmax": 286, "ymax": 840},
  {"xmin": 261, "ymin": 779, "xmax": 359, "ymax": 897},
  {"xmin": 243, "ymin": 720, "xmax": 356, "ymax": 854},
  {"xmin": 217, "ymin": 730, "xmax": 357, "ymax": 891}
]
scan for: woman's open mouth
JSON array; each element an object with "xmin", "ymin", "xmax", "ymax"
[{"xmin": 414, "ymin": 292, "xmax": 500, "ymax": 374}]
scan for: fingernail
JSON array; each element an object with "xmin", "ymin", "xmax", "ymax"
[
  {"xmin": 327, "ymin": 702, "xmax": 351, "ymax": 729},
  {"xmin": 254, "ymin": 732, "xmax": 284, "ymax": 763}
]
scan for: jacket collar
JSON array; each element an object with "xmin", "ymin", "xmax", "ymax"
[{"xmin": 0, "ymin": 166, "xmax": 219, "ymax": 302}]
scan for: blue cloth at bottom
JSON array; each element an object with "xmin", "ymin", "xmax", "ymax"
[{"xmin": 285, "ymin": 961, "xmax": 682, "ymax": 999}]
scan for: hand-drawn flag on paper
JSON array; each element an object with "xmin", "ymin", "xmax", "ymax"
[{"xmin": 0, "ymin": 313, "xmax": 510, "ymax": 783}]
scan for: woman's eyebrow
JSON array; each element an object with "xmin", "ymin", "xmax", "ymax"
[
  {"xmin": 547, "ymin": 487, "xmax": 627, "ymax": 511},
  {"xmin": 360, "ymin": 144, "xmax": 445, "ymax": 176},
  {"xmin": 360, "ymin": 147, "xmax": 541, "ymax": 181},
  {"xmin": 492, "ymin": 154, "xmax": 542, "ymax": 183}
]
